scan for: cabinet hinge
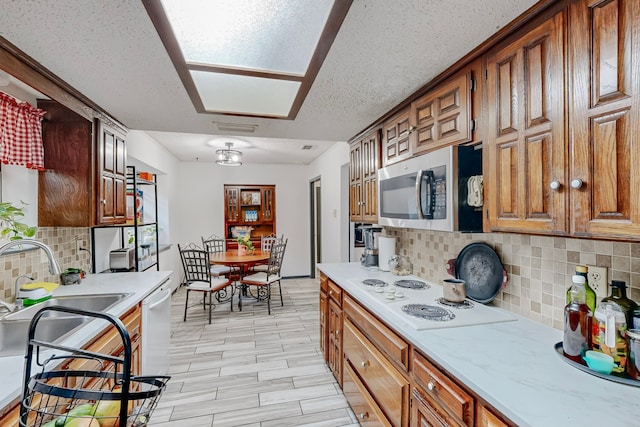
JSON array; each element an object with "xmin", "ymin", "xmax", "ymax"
[
  {"xmin": 486, "ymin": 209, "xmax": 489, "ymax": 220},
  {"xmin": 485, "ymin": 68, "xmax": 488, "ymax": 80},
  {"xmin": 471, "ymin": 119, "xmax": 477, "ymax": 132},
  {"xmin": 471, "ymin": 77, "xmax": 477, "ymax": 92}
]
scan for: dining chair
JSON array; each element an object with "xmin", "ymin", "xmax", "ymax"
[
  {"xmin": 179, "ymin": 243, "xmax": 233, "ymax": 324},
  {"xmin": 239, "ymin": 238, "xmax": 287, "ymax": 314},
  {"xmin": 251, "ymin": 234, "xmax": 279, "ymax": 273},
  {"xmin": 201, "ymin": 235, "xmax": 235, "ymax": 278}
]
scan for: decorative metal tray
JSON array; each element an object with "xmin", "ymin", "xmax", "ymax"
[{"xmin": 554, "ymin": 342, "xmax": 640, "ymax": 387}]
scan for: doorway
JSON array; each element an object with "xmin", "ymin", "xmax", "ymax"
[{"xmin": 309, "ymin": 177, "xmax": 321, "ymax": 277}]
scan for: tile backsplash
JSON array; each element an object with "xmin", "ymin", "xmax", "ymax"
[
  {"xmin": 386, "ymin": 228, "xmax": 640, "ymax": 331},
  {"xmin": 0, "ymin": 227, "xmax": 91, "ymax": 302}
]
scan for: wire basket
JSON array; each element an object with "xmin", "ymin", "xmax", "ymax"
[
  {"xmin": 21, "ymin": 362, "xmax": 169, "ymax": 426},
  {"xmin": 19, "ymin": 306, "xmax": 170, "ymax": 427}
]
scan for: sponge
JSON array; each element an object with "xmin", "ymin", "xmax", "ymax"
[{"xmin": 21, "ymin": 282, "xmax": 59, "ymax": 292}]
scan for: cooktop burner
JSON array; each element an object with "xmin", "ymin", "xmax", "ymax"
[
  {"xmin": 401, "ymin": 304, "xmax": 455, "ymax": 321},
  {"xmin": 393, "ymin": 279, "xmax": 430, "ymax": 290},
  {"xmin": 435, "ymin": 298, "xmax": 475, "ymax": 309},
  {"xmin": 362, "ymin": 279, "xmax": 388, "ymax": 287}
]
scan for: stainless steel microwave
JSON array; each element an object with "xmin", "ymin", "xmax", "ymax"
[{"xmin": 377, "ymin": 145, "xmax": 483, "ymax": 232}]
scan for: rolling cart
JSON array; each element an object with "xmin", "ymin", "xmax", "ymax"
[{"xmin": 19, "ymin": 306, "xmax": 170, "ymax": 426}]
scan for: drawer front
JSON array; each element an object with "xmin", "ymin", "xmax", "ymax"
[
  {"xmin": 344, "ymin": 319, "xmax": 409, "ymax": 427},
  {"xmin": 320, "ymin": 272, "xmax": 328, "ymax": 292},
  {"xmin": 328, "ymin": 279, "xmax": 342, "ymax": 305},
  {"xmin": 344, "ymin": 294, "xmax": 409, "ymax": 370},
  {"xmin": 412, "ymin": 349, "xmax": 473, "ymax": 426},
  {"xmin": 477, "ymin": 405, "xmax": 513, "ymax": 427},
  {"xmin": 344, "ymin": 362, "xmax": 392, "ymax": 427}
]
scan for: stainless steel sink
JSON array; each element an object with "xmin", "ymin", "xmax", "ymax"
[
  {"xmin": 0, "ymin": 293, "xmax": 131, "ymax": 356},
  {"xmin": 3, "ymin": 293, "xmax": 130, "ymax": 321}
]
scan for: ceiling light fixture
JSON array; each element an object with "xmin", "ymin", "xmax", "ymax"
[{"xmin": 216, "ymin": 142, "xmax": 243, "ymax": 166}]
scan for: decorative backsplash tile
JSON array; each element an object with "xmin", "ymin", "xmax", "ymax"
[
  {"xmin": 0, "ymin": 227, "xmax": 91, "ymax": 302},
  {"xmin": 386, "ymin": 228, "xmax": 640, "ymax": 331}
]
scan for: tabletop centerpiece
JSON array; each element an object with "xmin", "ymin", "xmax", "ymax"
[{"xmin": 236, "ymin": 233, "xmax": 255, "ymax": 256}]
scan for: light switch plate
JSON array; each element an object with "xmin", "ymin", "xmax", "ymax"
[{"xmin": 587, "ymin": 265, "xmax": 608, "ymax": 299}]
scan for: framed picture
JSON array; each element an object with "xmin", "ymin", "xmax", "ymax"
[
  {"xmin": 251, "ymin": 192, "xmax": 261, "ymax": 205},
  {"xmin": 241, "ymin": 192, "xmax": 252, "ymax": 205}
]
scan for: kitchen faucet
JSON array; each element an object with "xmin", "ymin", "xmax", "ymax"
[{"xmin": 0, "ymin": 239, "xmax": 61, "ymax": 312}]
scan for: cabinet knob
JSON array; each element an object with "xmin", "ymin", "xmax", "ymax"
[
  {"xmin": 101, "ymin": 199, "xmax": 107, "ymax": 205},
  {"xmin": 570, "ymin": 178, "xmax": 584, "ymax": 189},
  {"xmin": 549, "ymin": 181, "xmax": 561, "ymax": 191},
  {"xmin": 335, "ymin": 330, "xmax": 340, "ymax": 336},
  {"xmin": 361, "ymin": 360, "xmax": 370, "ymax": 368},
  {"xmin": 359, "ymin": 412, "xmax": 369, "ymax": 420},
  {"xmin": 427, "ymin": 381, "xmax": 436, "ymax": 391}
]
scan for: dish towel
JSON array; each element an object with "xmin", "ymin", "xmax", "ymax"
[{"xmin": 467, "ymin": 175, "xmax": 484, "ymax": 207}]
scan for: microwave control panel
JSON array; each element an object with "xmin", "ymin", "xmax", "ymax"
[{"xmin": 432, "ymin": 165, "xmax": 446, "ymax": 220}]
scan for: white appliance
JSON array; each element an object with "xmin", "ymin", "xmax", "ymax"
[
  {"xmin": 377, "ymin": 146, "xmax": 454, "ymax": 231},
  {"xmin": 141, "ymin": 279, "xmax": 171, "ymax": 375},
  {"xmin": 348, "ymin": 274, "xmax": 515, "ymax": 330}
]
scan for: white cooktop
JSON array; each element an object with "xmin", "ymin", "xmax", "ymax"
[{"xmin": 348, "ymin": 274, "xmax": 515, "ymax": 330}]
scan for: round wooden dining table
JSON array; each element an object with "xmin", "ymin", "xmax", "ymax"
[
  {"xmin": 209, "ymin": 250, "xmax": 270, "ymax": 275},
  {"xmin": 209, "ymin": 250, "xmax": 270, "ymax": 308}
]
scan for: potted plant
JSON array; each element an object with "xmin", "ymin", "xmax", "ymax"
[
  {"xmin": 0, "ymin": 201, "xmax": 37, "ymax": 241},
  {"xmin": 236, "ymin": 233, "xmax": 254, "ymax": 256}
]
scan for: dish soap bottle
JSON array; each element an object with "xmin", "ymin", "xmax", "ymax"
[
  {"xmin": 563, "ymin": 275, "xmax": 593, "ymax": 363},
  {"xmin": 566, "ymin": 265, "xmax": 596, "ymax": 314}
]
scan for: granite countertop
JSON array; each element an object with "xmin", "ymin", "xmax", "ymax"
[
  {"xmin": 318, "ymin": 262, "xmax": 640, "ymax": 427},
  {"xmin": 0, "ymin": 270, "xmax": 172, "ymax": 415}
]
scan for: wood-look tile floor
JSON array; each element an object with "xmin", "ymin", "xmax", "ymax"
[{"xmin": 149, "ymin": 278, "xmax": 358, "ymax": 427}]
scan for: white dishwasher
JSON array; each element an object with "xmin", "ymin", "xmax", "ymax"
[{"xmin": 141, "ymin": 279, "xmax": 172, "ymax": 375}]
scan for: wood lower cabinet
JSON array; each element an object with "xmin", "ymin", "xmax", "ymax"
[
  {"xmin": 343, "ymin": 318, "xmax": 409, "ymax": 427},
  {"xmin": 319, "ymin": 273, "xmax": 329, "ymax": 361},
  {"xmin": 38, "ymin": 100, "xmax": 127, "ymax": 227},
  {"xmin": 350, "ymin": 128, "xmax": 381, "ymax": 223},
  {"xmin": 412, "ymin": 349, "xmax": 474, "ymax": 426},
  {"xmin": 484, "ymin": 10, "xmax": 566, "ymax": 235},
  {"xmin": 0, "ymin": 305, "xmax": 141, "ymax": 426},
  {"xmin": 327, "ymin": 279, "xmax": 343, "ymax": 386},
  {"xmin": 344, "ymin": 362, "xmax": 393, "ymax": 427},
  {"xmin": 568, "ymin": 0, "xmax": 640, "ymax": 239},
  {"xmin": 476, "ymin": 405, "xmax": 512, "ymax": 427}
]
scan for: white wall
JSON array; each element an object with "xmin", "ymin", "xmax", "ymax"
[
  {"xmin": 126, "ymin": 131, "xmax": 181, "ymax": 290},
  {"xmin": 306, "ymin": 142, "xmax": 350, "ymax": 264},
  {"xmin": 172, "ymin": 161, "xmax": 310, "ymax": 277}
]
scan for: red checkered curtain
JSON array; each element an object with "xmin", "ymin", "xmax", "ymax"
[{"xmin": 0, "ymin": 92, "xmax": 46, "ymax": 170}]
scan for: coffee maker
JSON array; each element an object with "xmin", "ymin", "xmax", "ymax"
[{"xmin": 360, "ymin": 226, "xmax": 383, "ymax": 268}]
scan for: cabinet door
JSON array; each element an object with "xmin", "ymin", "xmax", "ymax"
[
  {"xmin": 261, "ymin": 186, "xmax": 275, "ymax": 222},
  {"xmin": 328, "ymin": 299, "xmax": 343, "ymax": 386},
  {"xmin": 225, "ymin": 187, "xmax": 240, "ymax": 223},
  {"xmin": 569, "ymin": 0, "xmax": 640, "ymax": 238},
  {"xmin": 485, "ymin": 12, "xmax": 566, "ymax": 234},
  {"xmin": 350, "ymin": 140, "xmax": 363, "ymax": 220},
  {"xmin": 382, "ymin": 109, "xmax": 412, "ymax": 166},
  {"xmin": 362, "ymin": 130, "xmax": 380, "ymax": 222},
  {"xmin": 411, "ymin": 388, "xmax": 447, "ymax": 427},
  {"xmin": 412, "ymin": 71, "xmax": 472, "ymax": 156},
  {"xmin": 98, "ymin": 120, "xmax": 127, "ymax": 225},
  {"xmin": 319, "ymin": 276, "xmax": 329, "ymax": 361}
]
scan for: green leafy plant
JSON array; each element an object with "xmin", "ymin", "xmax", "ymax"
[
  {"xmin": 0, "ymin": 201, "xmax": 37, "ymax": 240},
  {"xmin": 236, "ymin": 233, "xmax": 254, "ymax": 251}
]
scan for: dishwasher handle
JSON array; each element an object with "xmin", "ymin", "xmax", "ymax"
[{"xmin": 148, "ymin": 287, "xmax": 171, "ymax": 310}]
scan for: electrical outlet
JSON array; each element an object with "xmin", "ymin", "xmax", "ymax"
[
  {"xmin": 587, "ymin": 265, "xmax": 608, "ymax": 299},
  {"xmin": 75, "ymin": 238, "xmax": 82, "ymax": 253}
]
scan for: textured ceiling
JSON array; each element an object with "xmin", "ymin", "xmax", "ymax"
[{"xmin": 0, "ymin": 0, "xmax": 539, "ymax": 164}]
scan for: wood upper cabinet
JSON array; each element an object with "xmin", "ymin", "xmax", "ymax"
[
  {"xmin": 38, "ymin": 100, "xmax": 127, "ymax": 227},
  {"xmin": 569, "ymin": 0, "xmax": 640, "ymax": 239},
  {"xmin": 484, "ymin": 11, "xmax": 566, "ymax": 234},
  {"xmin": 412, "ymin": 71, "xmax": 472, "ymax": 157},
  {"xmin": 382, "ymin": 109, "xmax": 412, "ymax": 166},
  {"xmin": 350, "ymin": 128, "xmax": 381, "ymax": 222},
  {"xmin": 97, "ymin": 120, "xmax": 127, "ymax": 224}
]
